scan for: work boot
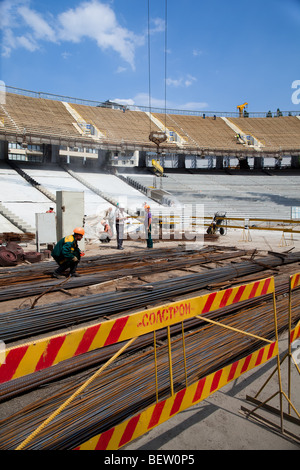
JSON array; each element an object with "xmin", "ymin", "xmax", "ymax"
[
  {"xmin": 71, "ymin": 272, "xmax": 81, "ymax": 277},
  {"xmin": 52, "ymin": 272, "xmax": 65, "ymax": 279}
]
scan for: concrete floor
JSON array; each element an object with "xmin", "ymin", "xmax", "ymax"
[{"xmin": 124, "ymin": 333, "xmax": 300, "ymax": 451}]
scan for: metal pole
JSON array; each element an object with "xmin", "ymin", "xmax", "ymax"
[
  {"xmin": 272, "ymin": 290, "xmax": 284, "ymax": 433},
  {"xmin": 167, "ymin": 326, "xmax": 174, "ymax": 396},
  {"xmin": 181, "ymin": 322, "xmax": 188, "ymax": 388},
  {"xmin": 154, "ymin": 330, "xmax": 158, "ymax": 403},
  {"xmin": 288, "ymin": 277, "xmax": 292, "ymax": 414}
]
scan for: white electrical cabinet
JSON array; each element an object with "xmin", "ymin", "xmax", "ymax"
[{"xmin": 35, "ymin": 212, "xmax": 57, "ymax": 252}]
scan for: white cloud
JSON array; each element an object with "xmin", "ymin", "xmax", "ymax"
[
  {"xmin": 0, "ymin": 0, "xmax": 57, "ymax": 56},
  {"xmin": 61, "ymin": 51, "xmax": 72, "ymax": 60},
  {"xmin": 151, "ymin": 18, "xmax": 165, "ymax": 34},
  {"xmin": 0, "ymin": 0, "xmax": 27, "ymax": 56},
  {"xmin": 179, "ymin": 102, "xmax": 208, "ymax": 110},
  {"xmin": 113, "ymin": 98, "xmax": 135, "ymax": 107},
  {"xmin": 133, "ymin": 93, "xmax": 166, "ymax": 108},
  {"xmin": 166, "ymin": 75, "xmax": 197, "ymax": 88},
  {"xmin": 111, "ymin": 91, "xmax": 208, "ymax": 112},
  {"xmin": 116, "ymin": 66, "xmax": 127, "ymax": 74},
  {"xmin": 57, "ymin": 1, "xmax": 143, "ymax": 69},
  {"xmin": 18, "ymin": 6, "xmax": 56, "ymax": 42},
  {"xmin": 193, "ymin": 49, "xmax": 203, "ymax": 56},
  {"xmin": 16, "ymin": 34, "xmax": 39, "ymax": 52},
  {"xmin": 1, "ymin": 0, "xmax": 144, "ymax": 69},
  {"xmin": 184, "ymin": 75, "xmax": 197, "ymax": 87},
  {"xmin": 166, "ymin": 78, "xmax": 182, "ymax": 87}
]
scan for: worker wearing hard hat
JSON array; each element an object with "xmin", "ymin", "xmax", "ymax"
[{"xmin": 51, "ymin": 227, "xmax": 84, "ymax": 279}]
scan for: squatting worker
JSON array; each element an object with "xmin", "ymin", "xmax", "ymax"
[{"xmin": 51, "ymin": 227, "xmax": 84, "ymax": 279}]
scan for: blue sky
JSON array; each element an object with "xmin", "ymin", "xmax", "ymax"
[{"xmin": 1, "ymin": 0, "xmax": 300, "ymax": 113}]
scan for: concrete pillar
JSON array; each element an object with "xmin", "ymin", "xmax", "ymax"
[
  {"xmin": 216, "ymin": 156, "xmax": 223, "ymax": 169},
  {"xmin": 132, "ymin": 150, "xmax": 139, "ymax": 166},
  {"xmin": 291, "ymin": 155, "xmax": 300, "ymax": 168},
  {"xmin": 239, "ymin": 157, "xmax": 250, "ymax": 170},
  {"xmin": 177, "ymin": 154, "xmax": 186, "ymax": 169},
  {"xmin": 97, "ymin": 149, "xmax": 107, "ymax": 167},
  {"xmin": 187, "ymin": 155, "xmax": 195, "ymax": 169},
  {"xmin": 50, "ymin": 144, "xmax": 60, "ymax": 164},
  {"xmin": 254, "ymin": 157, "xmax": 263, "ymax": 169},
  {"xmin": 0, "ymin": 140, "xmax": 8, "ymax": 161},
  {"xmin": 138, "ymin": 151, "xmax": 146, "ymax": 167}
]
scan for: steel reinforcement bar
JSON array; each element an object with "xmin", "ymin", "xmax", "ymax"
[
  {"xmin": 1, "ymin": 251, "xmax": 300, "ymax": 346},
  {"xmin": 0, "ymin": 277, "xmax": 275, "ymax": 385},
  {"xmin": 0, "ymin": 275, "xmax": 291, "ymax": 450}
]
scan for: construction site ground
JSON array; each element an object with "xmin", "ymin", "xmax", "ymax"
[{"xmin": 0, "ymin": 226, "xmax": 299, "ymax": 451}]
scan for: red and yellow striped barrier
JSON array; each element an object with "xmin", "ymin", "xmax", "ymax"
[
  {"xmin": 74, "ymin": 341, "xmax": 278, "ymax": 450},
  {"xmin": 290, "ymin": 273, "xmax": 300, "ymax": 291},
  {"xmin": 289, "ymin": 273, "xmax": 300, "ymax": 345},
  {"xmin": 0, "ymin": 277, "xmax": 274, "ymax": 384},
  {"xmin": 290, "ymin": 321, "xmax": 300, "ymax": 344}
]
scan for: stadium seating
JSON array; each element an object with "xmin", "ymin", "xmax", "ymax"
[
  {"xmin": 124, "ymin": 171, "xmax": 300, "ymax": 219},
  {"xmin": 0, "ymin": 93, "xmax": 88, "ymax": 140},
  {"xmin": 1, "ymin": 91, "xmax": 299, "ymax": 155},
  {"xmin": 229, "ymin": 116, "xmax": 300, "ymax": 151},
  {"xmin": 72, "ymin": 103, "xmax": 164, "ymax": 149},
  {"xmin": 0, "ymin": 91, "xmax": 299, "ymax": 230},
  {"xmin": 152, "ymin": 113, "xmax": 242, "ymax": 151}
]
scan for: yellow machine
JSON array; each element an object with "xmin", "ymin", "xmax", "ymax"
[
  {"xmin": 237, "ymin": 102, "xmax": 248, "ymax": 117},
  {"xmin": 151, "ymin": 159, "xmax": 164, "ymax": 176},
  {"xmin": 149, "ymin": 131, "xmax": 166, "ymax": 177}
]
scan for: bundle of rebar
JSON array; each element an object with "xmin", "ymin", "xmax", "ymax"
[
  {"xmin": 0, "ymin": 246, "xmax": 247, "ymax": 300},
  {"xmin": 0, "ymin": 276, "xmax": 297, "ymax": 403},
  {"xmin": 1, "ymin": 251, "xmax": 300, "ymax": 344},
  {"xmin": 0, "ymin": 288, "xmax": 299, "ymax": 450}
]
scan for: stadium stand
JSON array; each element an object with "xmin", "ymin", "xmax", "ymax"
[
  {"xmin": 15, "ymin": 163, "xmax": 110, "ymax": 216},
  {"xmin": 72, "ymin": 103, "xmax": 172, "ymax": 151},
  {"xmin": 229, "ymin": 116, "xmax": 300, "ymax": 152},
  {"xmin": 0, "ymin": 93, "xmax": 92, "ymax": 143},
  {"xmin": 123, "ymin": 171, "xmax": 300, "ymax": 219},
  {"xmin": 0, "ymin": 88, "xmax": 299, "ymax": 232},
  {"xmin": 152, "ymin": 113, "xmax": 243, "ymax": 151},
  {"xmin": 0, "ymin": 161, "xmax": 50, "ymax": 230},
  {"xmin": 69, "ymin": 167, "xmax": 161, "ymax": 212},
  {"xmin": 0, "ymin": 89, "xmax": 299, "ymax": 160}
]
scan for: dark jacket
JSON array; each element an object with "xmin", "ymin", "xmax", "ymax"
[{"xmin": 51, "ymin": 234, "xmax": 81, "ymax": 264}]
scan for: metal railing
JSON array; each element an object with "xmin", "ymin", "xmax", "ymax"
[{"xmin": 4, "ymin": 85, "xmax": 300, "ymax": 118}]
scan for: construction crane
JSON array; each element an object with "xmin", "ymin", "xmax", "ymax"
[{"xmin": 237, "ymin": 102, "xmax": 248, "ymax": 117}]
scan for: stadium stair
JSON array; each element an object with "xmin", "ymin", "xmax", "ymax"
[
  {"xmin": 8, "ymin": 161, "xmax": 56, "ymax": 203},
  {"xmin": 62, "ymin": 102, "xmax": 102, "ymax": 139},
  {"xmin": 0, "ymin": 202, "xmax": 34, "ymax": 233},
  {"xmin": 221, "ymin": 117, "xmax": 263, "ymax": 150},
  {"xmin": 61, "ymin": 165, "xmax": 124, "ymax": 210}
]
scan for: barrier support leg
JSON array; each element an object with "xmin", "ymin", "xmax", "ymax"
[
  {"xmin": 242, "ymin": 291, "xmax": 300, "ymax": 443},
  {"xmin": 239, "ymin": 228, "xmax": 252, "ymax": 242},
  {"xmin": 154, "ymin": 330, "xmax": 158, "ymax": 403},
  {"xmin": 182, "ymin": 322, "xmax": 188, "ymax": 389},
  {"xmin": 167, "ymin": 326, "xmax": 174, "ymax": 396},
  {"xmin": 279, "ymin": 232, "xmax": 287, "ymax": 247}
]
